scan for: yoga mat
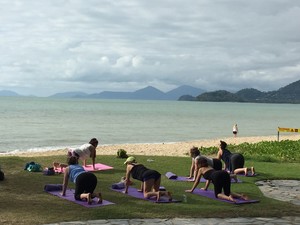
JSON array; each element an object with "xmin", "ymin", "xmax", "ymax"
[
  {"xmin": 190, "ymin": 188, "xmax": 259, "ymax": 204},
  {"xmin": 46, "ymin": 188, "xmax": 115, "ymax": 208},
  {"xmin": 111, "ymin": 186, "xmax": 181, "ymax": 203},
  {"xmin": 55, "ymin": 163, "xmax": 113, "ymax": 173},
  {"xmin": 165, "ymin": 173, "xmax": 242, "ymax": 183},
  {"xmin": 83, "ymin": 163, "xmax": 114, "ymax": 171}
]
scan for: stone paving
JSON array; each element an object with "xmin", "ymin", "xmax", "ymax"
[{"xmin": 44, "ymin": 180, "xmax": 300, "ymax": 225}]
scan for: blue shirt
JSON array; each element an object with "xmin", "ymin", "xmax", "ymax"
[{"xmin": 69, "ymin": 164, "xmax": 85, "ymax": 183}]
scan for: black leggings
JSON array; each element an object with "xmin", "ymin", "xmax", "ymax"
[
  {"xmin": 74, "ymin": 172, "xmax": 97, "ymax": 200},
  {"xmin": 211, "ymin": 170, "xmax": 231, "ymax": 198}
]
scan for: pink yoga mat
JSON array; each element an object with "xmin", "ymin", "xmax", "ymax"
[
  {"xmin": 190, "ymin": 188, "xmax": 259, "ymax": 204},
  {"xmin": 111, "ymin": 186, "xmax": 181, "ymax": 203},
  {"xmin": 46, "ymin": 188, "xmax": 115, "ymax": 208},
  {"xmin": 55, "ymin": 163, "xmax": 114, "ymax": 173}
]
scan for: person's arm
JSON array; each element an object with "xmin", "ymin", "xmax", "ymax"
[
  {"xmin": 216, "ymin": 149, "xmax": 222, "ymax": 160},
  {"xmin": 185, "ymin": 168, "xmax": 202, "ymax": 193},
  {"xmin": 138, "ymin": 182, "xmax": 144, "ymax": 192},
  {"xmin": 123, "ymin": 165, "xmax": 132, "ymax": 194},
  {"xmin": 61, "ymin": 167, "xmax": 69, "ymax": 196},
  {"xmin": 90, "ymin": 147, "xmax": 96, "ymax": 169},
  {"xmin": 193, "ymin": 159, "xmax": 199, "ymax": 180},
  {"xmin": 201, "ymin": 180, "xmax": 211, "ymax": 191},
  {"xmin": 188, "ymin": 159, "xmax": 195, "ymax": 178}
]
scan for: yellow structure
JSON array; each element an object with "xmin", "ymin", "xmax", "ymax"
[{"xmin": 277, "ymin": 127, "xmax": 300, "ymax": 141}]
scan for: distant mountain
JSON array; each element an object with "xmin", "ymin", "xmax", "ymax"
[
  {"xmin": 49, "ymin": 91, "xmax": 88, "ymax": 98},
  {"xmin": 180, "ymin": 79, "xmax": 300, "ymax": 103},
  {"xmin": 0, "ymin": 90, "xmax": 20, "ymax": 97},
  {"xmin": 166, "ymin": 85, "xmax": 205, "ymax": 100},
  {"xmin": 50, "ymin": 85, "xmax": 205, "ymax": 101}
]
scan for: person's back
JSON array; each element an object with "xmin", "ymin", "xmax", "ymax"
[
  {"xmin": 131, "ymin": 164, "xmax": 148, "ymax": 181},
  {"xmin": 69, "ymin": 164, "xmax": 85, "ymax": 183}
]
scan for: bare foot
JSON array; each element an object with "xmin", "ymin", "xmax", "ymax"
[
  {"xmin": 97, "ymin": 193, "xmax": 103, "ymax": 204},
  {"xmin": 167, "ymin": 191, "xmax": 172, "ymax": 201},
  {"xmin": 241, "ymin": 194, "xmax": 249, "ymax": 200},
  {"xmin": 251, "ymin": 167, "xmax": 255, "ymax": 176},
  {"xmin": 228, "ymin": 195, "xmax": 236, "ymax": 203},
  {"xmin": 244, "ymin": 168, "xmax": 248, "ymax": 176},
  {"xmin": 87, "ymin": 193, "xmax": 92, "ymax": 205},
  {"xmin": 156, "ymin": 191, "xmax": 161, "ymax": 202}
]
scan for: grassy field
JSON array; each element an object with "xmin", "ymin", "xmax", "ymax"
[{"xmin": 0, "ymin": 140, "xmax": 299, "ymax": 225}]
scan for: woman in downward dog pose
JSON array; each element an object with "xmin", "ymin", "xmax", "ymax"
[
  {"xmin": 185, "ymin": 158, "xmax": 249, "ymax": 202},
  {"xmin": 123, "ymin": 156, "xmax": 172, "ymax": 202}
]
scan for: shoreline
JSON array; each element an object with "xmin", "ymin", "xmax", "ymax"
[{"xmin": 3, "ymin": 134, "xmax": 300, "ymax": 158}]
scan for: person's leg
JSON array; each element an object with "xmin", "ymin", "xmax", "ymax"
[
  {"xmin": 233, "ymin": 168, "xmax": 248, "ymax": 175},
  {"xmin": 217, "ymin": 171, "xmax": 235, "ymax": 202},
  {"xmin": 143, "ymin": 179, "xmax": 159, "ymax": 199},
  {"xmin": 251, "ymin": 166, "xmax": 255, "ymax": 175},
  {"xmin": 92, "ymin": 192, "xmax": 103, "ymax": 204},
  {"xmin": 74, "ymin": 173, "xmax": 87, "ymax": 201},
  {"xmin": 75, "ymin": 173, "xmax": 97, "ymax": 204},
  {"xmin": 153, "ymin": 174, "xmax": 161, "ymax": 191}
]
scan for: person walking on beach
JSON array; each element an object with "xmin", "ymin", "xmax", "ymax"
[
  {"xmin": 54, "ymin": 138, "xmax": 99, "ymax": 170},
  {"xmin": 123, "ymin": 156, "xmax": 172, "ymax": 202},
  {"xmin": 233, "ymin": 124, "xmax": 238, "ymax": 137},
  {"xmin": 185, "ymin": 158, "xmax": 249, "ymax": 203},
  {"xmin": 61, "ymin": 156, "xmax": 102, "ymax": 204}
]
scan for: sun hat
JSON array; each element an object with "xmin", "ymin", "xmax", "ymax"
[{"xmin": 124, "ymin": 156, "xmax": 136, "ymax": 164}]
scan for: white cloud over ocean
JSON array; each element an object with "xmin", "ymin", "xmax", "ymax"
[{"xmin": 0, "ymin": 0, "xmax": 300, "ymax": 96}]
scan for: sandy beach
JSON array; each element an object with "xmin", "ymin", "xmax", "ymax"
[{"xmin": 8, "ymin": 134, "xmax": 300, "ymax": 158}]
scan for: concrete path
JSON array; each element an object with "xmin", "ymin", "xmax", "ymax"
[{"xmin": 44, "ymin": 180, "xmax": 300, "ymax": 225}]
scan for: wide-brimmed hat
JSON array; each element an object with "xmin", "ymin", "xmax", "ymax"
[{"xmin": 124, "ymin": 156, "xmax": 136, "ymax": 164}]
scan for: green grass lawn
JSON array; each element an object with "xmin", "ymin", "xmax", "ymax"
[{"xmin": 0, "ymin": 140, "xmax": 300, "ymax": 225}]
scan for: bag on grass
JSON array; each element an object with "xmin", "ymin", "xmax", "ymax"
[
  {"xmin": 25, "ymin": 162, "xmax": 42, "ymax": 172},
  {"xmin": 117, "ymin": 149, "xmax": 128, "ymax": 158}
]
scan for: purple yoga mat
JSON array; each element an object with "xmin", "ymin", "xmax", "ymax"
[
  {"xmin": 46, "ymin": 188, "xmax": 115, "ymax": 208},
  {"xmin": 111, "ymin": 186, "xmax": 181, "ymax": 203},
  {"xmin": 166, "ymin": 174, "xmax": 242, "ymax": 183},
  {"xmin": 190, "ymin": 188, "xmax": 259, "ymax": 204}
]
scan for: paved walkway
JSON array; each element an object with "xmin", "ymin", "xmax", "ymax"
[{"xmin": 45, "ymin": 180, "xmax": 300, "ymax": 225}]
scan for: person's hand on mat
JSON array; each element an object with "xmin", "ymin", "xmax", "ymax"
[
  {"xmin": 200, "ymin": 188, "xmax": 207, "ymax": 191},
  {"xmin": 122, "ymin": 190, "xmax": 128, "ymax": 194},
  {"xmin": 60, "ymin": 192, "xmax": 66, "ymax": 196},
  {"xmin": 185, "ymin": 189, "xmax": 193, "ymax": 193},
  {"xmin": 137, "ymin": 189, "xmax": 143, "ymax": 192}
]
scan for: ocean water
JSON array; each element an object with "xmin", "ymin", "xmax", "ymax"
[{"xmin": 0, "ymin": 96, "xmax": 299, "ymax": 154}]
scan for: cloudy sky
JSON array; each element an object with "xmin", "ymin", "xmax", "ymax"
[{"xmin": 1, "ymin": 0, "xmax": 300, "ymax": 96}]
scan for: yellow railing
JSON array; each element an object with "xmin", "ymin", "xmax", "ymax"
[{"xmin": 277, "ymin": 127, "xmax": 300, "ymax": 141}]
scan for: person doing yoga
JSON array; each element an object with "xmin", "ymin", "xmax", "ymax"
[
  {"xmin": 61, "ymin": 156, "xmax": 102, "ymax": 204},
  {"xmin": 123, "ymin": 156, "xmax": 172, "ymax": 202},
  {"xmin": 185, "ymin": 157, "xmax": 249, "ymax": 202}
]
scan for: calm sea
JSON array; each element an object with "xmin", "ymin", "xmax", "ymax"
[{"xmin": 0, "ymin": 96, "xmax": 299, "ymax": 154}]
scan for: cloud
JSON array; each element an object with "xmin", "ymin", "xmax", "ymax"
[{"xmin": 0, "ymin": 0, "xmax": 300, "ymax": 96}]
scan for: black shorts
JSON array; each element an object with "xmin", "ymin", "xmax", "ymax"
[{"xmin": 142, "ymin": 170, "xmax": 161, "ymax": 182}]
